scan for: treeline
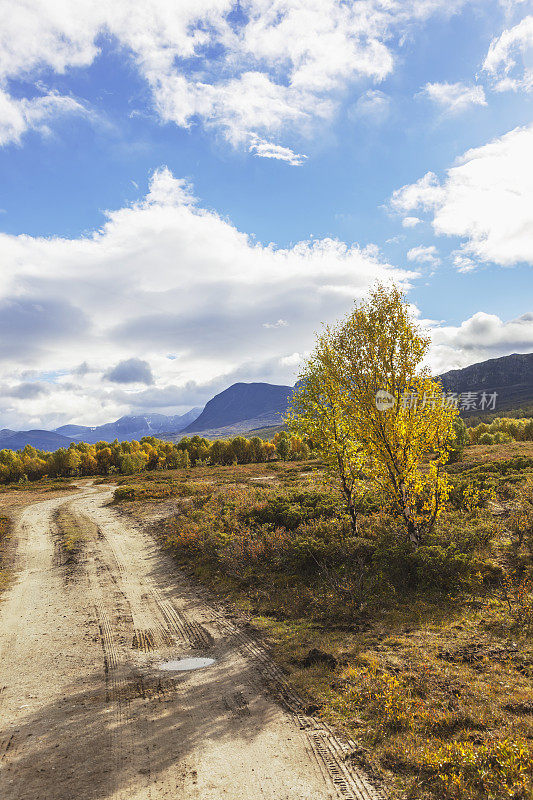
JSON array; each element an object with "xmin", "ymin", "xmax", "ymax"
[
  {"xmin": 0, "ymin": 431, "xmax": 311, "ymax": 484},
  {"xmin": 465, "ymin": 405, "xmax": 533, "ymax": 427},
  {"xmin": 468, "ymin": 417, "xmax": 533, "ymax": 445}
]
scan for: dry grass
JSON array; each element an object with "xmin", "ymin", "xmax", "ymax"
[
  {"xmin": 461, "ymin": 442, "xmax": 533, "ymax": 464},
  {"xmin": 110, "ymin": 445, "xmax": 533, "ymax": 799},
  {"xmin": 54, "ymin": 506, "xmax": 99, "ymax": 561},
  {"xmin": 254, "ymin": 604, "xmax": 533, "ymax": 798},
  {"xmin": 0, "ymin": 478, "xmax": 78, "ymax": 517},
  {"xmin": 0, "ymin": 515, "xmax": 11, "ymax": 594}
]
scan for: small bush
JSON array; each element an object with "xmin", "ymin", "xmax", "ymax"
[
  {"xmin": 330, "ymin": 662, "xmax": 423, "ymax": 739},
  {"xmin": 423, "ymin": 737, "xmax": 533, "ymax": 800},
  {"xmin": 113, "ymin": 482, "xmax": 201, "ymax": 502},
  {"xmin": 448, "ymin": 479, "xmax": 494, "ymax": 511},
  {"xmin": 242, "ymin": 490, "xmax": 339, "ymax": 531},
  {"xmin": 363, "ymin": 512, "xmax": 485, "ymax": 593},
  {"xmin": 113, "ymin": 485, "xmax": 136, "ymax": 501}
]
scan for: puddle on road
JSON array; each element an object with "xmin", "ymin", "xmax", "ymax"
[{"xmin": 159, "ymin": 657, "xmax": 216, "ymax": 672}]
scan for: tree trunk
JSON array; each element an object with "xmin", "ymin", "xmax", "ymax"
[
  {"xmin": 407, "ymin": 519, "xmax": 420, "ymax": 547},
  {"xmin": 348, "ymin": 504, "xmax": 358, "ymax": 536}
]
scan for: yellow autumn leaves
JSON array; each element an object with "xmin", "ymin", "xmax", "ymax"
[{"xmin": 289, "ymin": 283, "xmax": 458, "ymax": 544}]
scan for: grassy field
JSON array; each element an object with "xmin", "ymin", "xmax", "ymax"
[
  {"xmin": 109, "ymin": 444, "xmax": 533, "ymax": 798},
  {"xmin": 81, "ymin": 447, "xmax": 533, "ymax": 797},
  {"xmin": 0, "ymin": 515, "xmax": 11, "ymax": 594},
  {"xmin": 0, "ymin": 478, "xmax": 79, "ymax": 594}
]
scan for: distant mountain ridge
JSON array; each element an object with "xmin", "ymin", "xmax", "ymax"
[
  {"xmin": 184, "ymin": 382, "xmax": 293, "ymax": 433},
  {"xmin": 0, "ymin": 429, "xmax": 74, "ymax": 451},
  {"xmin": 54, "ymin": 408, "xmax": 202, "ymax": 444},
  {"xmin": 0, "ymin": 409, "xmax": 202, "ymax": 452},
  {"xmin": 1, "ymin": 352, "xmax": 532, "ymax": 451},
  {"xmin": 440, "ymin": 352, "xmax": 533, "ymax": 412}
]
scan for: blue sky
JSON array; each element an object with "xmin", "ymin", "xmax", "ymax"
[{"xmin": 1, "ymin": 0, "xmax": 533, "ymax": 429}]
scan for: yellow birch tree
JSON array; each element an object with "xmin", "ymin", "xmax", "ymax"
[{"xmin": 288, "ymin": 284, "xmax": 458, "ymax": 546}]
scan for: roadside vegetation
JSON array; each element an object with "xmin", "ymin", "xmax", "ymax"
[
  {"xmin": 0, "ymin": 515, "xmax": 10, "ymax": 594},
  {"xmin": 2, "ymin": 283, "xmax": 533, "ymax": 797},
  {"xmin": 468, "ymin": 417, "xmax": 533, "ymax": 446},
  {"xmin": 111, "ymin": 448, "xmax": 533, "ymax": 800},
  {"xmin": 109, "ymin": 285, "xmax": 533, "ymax": 800}
]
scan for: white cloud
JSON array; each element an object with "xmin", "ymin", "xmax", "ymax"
[
  {"xmin": 389, "ymin": 124, "xmax": 533, "ymax": 266},
  {"xmin": 0, "ymin": 166, "xmax": 415, "ymax": 428},
  {"xmin": 390, "ymin": 171, "xmax": 445, "ymax": 215},
  {"xmin": 249, "ymin": 137, "xmax": 307, "ymax": 165},
  {"xmin": 402, "ymin": 216, "xmax": 422, "ymax": 228},
  {"xmin": 351, "ymin": 89, "xmax": 391, "ymax": 123},
  {"xmin": 0, "ymin": 0, "xmax": 472, "ymax": 154},
  {"xmin": 421, "ymin": 81, "xmax": 487, "ymax": 113},
  {"xmin": 452, "ymin": 251, "xmax": 478, "ymax": 273},
  {"xmin": 428, "ymin": 311, "xmax": 533, "ymax": 372},
  {"xmin": 483, "ymin": 15, "xmax": 533, "ymax": 91},
  {"xmin": 0, "ymin": 90, "xmax": 88, "ymax": 146},
  {"xmin": 263, "ymin": 319, "xmax": 289, "ymax": 329},
  {"xmin": 280, "ymin": 351, "xmax": 303, "ymax": 367},
  {"xmin": 407, "ymin": 245, "xmax": 441, "ymax": 266}
]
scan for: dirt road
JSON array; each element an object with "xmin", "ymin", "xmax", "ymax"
[{"xmin": 0, "ymin": 485, "xmax": 382, "ymax": 800}]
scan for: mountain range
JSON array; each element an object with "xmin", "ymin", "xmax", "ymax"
[
  {"xmin": 0, "ymin": 408, "xmax": 202, "ymax": 452},
  {"xmin": 440, "ymin": 352, "xmax": 533, "ymax": 413},
  {"xmin": 2, "ymin": 352, "xmax": 532, "ymax": 451},
  {"xmin": 183, "ymin": 382, "xmax": 294, "ymax": 435}
]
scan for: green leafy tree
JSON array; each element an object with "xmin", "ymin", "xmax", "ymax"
[
  {"xmin": 276, "ymin": 435, "xmax": 290, "ymax": 461},
  {"xmin": 448, "ymin": 417, "xmax": 468, "ymax": 462}
]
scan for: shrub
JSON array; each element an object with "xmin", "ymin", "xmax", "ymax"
[
  {"xmin": 113, "ymin": 485, "xmax": 136, "ymax": 501},
  {"xmin": 242, "ymin": 491, "xmax": 339, "ymax": 531},
  {"xmin": 366, "ymin": 511, "xmax": 486, "ymax": 593},
  {"xmin": 448, "ymin": 478, "xmax": 494, "ymax": 511},
  {"xmin": 448, "ymin": 417, "xmax": 468, "ymax": 463},
  {"xmin": 113, "ymin": 481, "xmax": 201, "ymax": 502},
  {"xmin": 423, "ymin": 737, "xmax": 533, "ymax": 800},
  {"xmin": 331, "ymin": 662, "xmax": 423, "ymax": 739}
]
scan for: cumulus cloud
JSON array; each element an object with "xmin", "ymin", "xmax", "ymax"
[
  {"xmin": 390, "ymin": 171, "xmax": 445, "ymax": 215},
  {"xmin": 420, "ymin": 81, "xmax": 487, "ymax": 113},
  {"xmin": 389, "ymin": 124, "xmax": 533, "ymax": 266},
  {"xmin": 0, "ymin": 166, "xmax": 414, "ymax": 428},
  {"xmin": 407, "ymin": 245, "xmax": 441, "ymax": 266},
  {"xmin": 429, "ymin": 311, "xmax": 533, "ymax": 372},
  {"xmin": 483, "ymin": 15, "xmax": 533, "ymax": 91},
  {"xmin": 0, "ymin": 0, "xmax": 472, "ymax": 155},
  {"xmin": 104, "ymin": 358, "xmax": 154, "ymax": 385}
]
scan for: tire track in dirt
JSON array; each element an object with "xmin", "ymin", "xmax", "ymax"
[
  {"xmin": 86, "ymin": 489, "xmax": 387, "ymax": 800},
  {"xmin": 1, "ymin": 485, "xmax": 387, "ymax": 800},
  {"xmin": 84, "ymin": 494, "xmax": 214, "ymax": 655},
  {"xmin": 86, "ymin": 550, "xmax": 140, "ymax": 800},
  {"xmin": 201, "ymin": 605, "xmax": 387, "ymax": 800},
  {"xmin": 0, "ymin": 489, "xmax": 125, "ymax": 800}
]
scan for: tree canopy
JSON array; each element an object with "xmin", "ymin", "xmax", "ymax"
[{"xmin": 289, "ymin": 283, "xmax": 458, "ymax": 544}]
